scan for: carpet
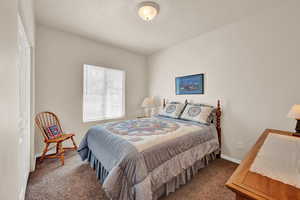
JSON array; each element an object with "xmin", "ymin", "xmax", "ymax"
[{"xmin": 25, "ymin": 151, "xmax": 237, "ymax": 200}]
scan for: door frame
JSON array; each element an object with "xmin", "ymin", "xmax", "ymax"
[
  {"xmin": 17, "ymin": 13, "xmax": 35, "ymax": 199},
  {"xmin": 17, "ymin": 14, "xmax": 35, "ymax": 172}
]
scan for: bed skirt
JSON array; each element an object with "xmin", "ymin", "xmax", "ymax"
[{"xmin": 87, "ymin": 149, "xmax": 218, "ymax": 200}]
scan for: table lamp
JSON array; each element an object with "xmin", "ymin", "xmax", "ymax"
[
  {"xmin": 287, "ymin": 104, "xmax": 300, "ymax": 136},
  {"xmin": 141, "ymin": 97, "xmax": 155, "ymax": 117}
]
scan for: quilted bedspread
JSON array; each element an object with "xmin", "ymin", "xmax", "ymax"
[{"xmin": 78, "ymin": 116, "xmax": 219, "ymax": 200}]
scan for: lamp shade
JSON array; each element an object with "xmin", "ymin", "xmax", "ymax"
[
  {"xmin": 142, "ymin": 97, "xmax": 155, "ymax": 108},
  {"xmin": 287, "ymin": 104, "xmax": 300, "ymax": 119}
]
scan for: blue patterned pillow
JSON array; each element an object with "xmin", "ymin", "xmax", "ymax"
[
  {"xmin": 159, "ymin": 103, "xmax": 185, "ymax": 118},
  {"xmin": 45, "ymin": 125, "xmax": 62, "ymax": 139},
  {"xmin": 180, "ymin": 104, "xmax": 213, "ymax": 124}
]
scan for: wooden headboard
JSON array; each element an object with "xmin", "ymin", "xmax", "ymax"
[{"xmin": 162, "ymin": 98, "xmax": 222, "ymax": 155}]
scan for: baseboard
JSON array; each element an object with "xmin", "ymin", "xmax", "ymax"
[
  {"xmin": 221, "ymin": 154, "xmax": 241, "ymax": 164},
  {"xmin": 19, "ymin": 186, "xmax": 25, "ymax": 200},
  {"xmin": 18, "ymin": 171, "xmax": 29, "ymax": 200}
]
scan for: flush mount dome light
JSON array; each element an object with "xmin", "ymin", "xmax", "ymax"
[{"xmin": 138, "ymin": 1, "xmax": 160, "ymax": 21}]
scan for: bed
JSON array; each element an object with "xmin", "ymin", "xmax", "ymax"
[{"xmin": 78, "ymin": 100, "xmax": 222, "ymax": 200}]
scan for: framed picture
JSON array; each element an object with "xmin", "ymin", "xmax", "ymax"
[{"xmin": 175, "ymin": 74, "xmax": 204, "ymax": 95}]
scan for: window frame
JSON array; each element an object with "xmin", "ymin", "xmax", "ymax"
[{"xmin": 82, "ymin": 64, "xmax": 126, "ymax": 123}]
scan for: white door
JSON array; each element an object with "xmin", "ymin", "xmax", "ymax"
[{"xmin": 17, "ymin": 15, "xmax": 31, "ymax": 200}]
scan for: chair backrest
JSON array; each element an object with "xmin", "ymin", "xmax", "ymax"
[{"xmin": 35, "ymin": 111, "xmax": 63, "ymax": 141}]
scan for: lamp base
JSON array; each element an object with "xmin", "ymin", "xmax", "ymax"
[
  {"xmin": 293, "ymin": 133, "xmax": 300, "ymax": 137},
  {"xmin": 293, "ymin": 120, "xmax": 300, "ymax": 137},
  {"xmin": 144, "ymin": 108, "xmax": 151, "ymax": 117}
]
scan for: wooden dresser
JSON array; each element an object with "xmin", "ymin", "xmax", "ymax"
[{"xmin": 226, "ymin": 129, "xmax": 300, "ymax": 200}]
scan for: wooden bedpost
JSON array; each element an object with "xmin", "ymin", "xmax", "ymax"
[{"xmin": 216, "ymin": 100, "xmax": 222, "ymax": 158}]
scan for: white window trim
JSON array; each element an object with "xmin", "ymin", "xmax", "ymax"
[{"xmin": 82, "ymin": 65, "xmax": 126, "ymax": 123}]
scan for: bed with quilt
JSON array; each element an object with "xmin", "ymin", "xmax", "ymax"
[{"xmin": 78, "ymin": 100, "xmax": 222, "ymax": 200}]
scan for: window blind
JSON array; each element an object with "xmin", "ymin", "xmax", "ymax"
[{"xmin": 83, "ymin": 65, "xmax": 125, "ymax": 122}]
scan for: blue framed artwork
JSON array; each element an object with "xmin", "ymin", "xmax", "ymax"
[{"xmin": 175, "ymin": 74, "xmax": 204, "ymax": 95}]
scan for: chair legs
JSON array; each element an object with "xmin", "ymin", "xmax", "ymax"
[
  {"xmin": 39, "ymin": 142, "xmax": 65, "ymax": 165},
  {"xmin": 57, "ymin": 142, "xmax": 64, "ymax": 165},
  {"xmin": 39, "ymin": 136, "xmax": 77, "ymax": 166},
  {"xmin": 71, "ymin": 136, "xmax": 78, "ymax": 150},
  {"xmin": 39, "ymin": 143, "xmax": 49, "ymax": 162},
  {"xmin": 63, "ymin": 136, "xmax": 78, "ymax": 151}
]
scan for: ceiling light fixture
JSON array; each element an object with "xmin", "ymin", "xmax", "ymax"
[{"xmin": 138, "ymin": 1, "xmax": 160, "ymax": 21}]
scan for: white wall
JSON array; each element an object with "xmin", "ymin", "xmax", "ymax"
[
  {"xmin": 0, "ymin": 0, "xmax": 19, "ymax": 199},
  {"xmin": 35, "ymin": 25, "xmax": 148, "ymax": 155},
  {"xmin": 148, "ymin": 1, "xmax": 300, "ymax": 160}
]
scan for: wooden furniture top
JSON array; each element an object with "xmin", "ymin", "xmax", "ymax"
[{"xmin": 226, "ymin": 129, "xmax": 300, "ymax": 200}]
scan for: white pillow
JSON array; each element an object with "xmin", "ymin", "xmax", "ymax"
[
  {"xmin": 180, "ymin": 104, "xmax": 213, "ymax": 124},
  {"xmin": 159, "ymin": 103, "xmax": 185, "ymax": 118}
]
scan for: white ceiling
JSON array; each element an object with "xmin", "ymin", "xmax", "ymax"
[{"xmin": 35, "ymin": 0, "xmax": 284, "ymax": 55}]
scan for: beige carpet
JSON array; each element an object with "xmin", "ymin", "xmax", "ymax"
[{"xmin": 25, "ymin": 151, "xmax": 237, "ymax": 200}]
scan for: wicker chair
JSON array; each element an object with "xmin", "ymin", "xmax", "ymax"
[{"xmin": 35, "ymin": 111, "xmax": 77, "ymax": 165}]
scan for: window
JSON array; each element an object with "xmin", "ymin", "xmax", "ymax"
[{"xmin": 83, "ymin": 64, "xmax": 125, "ymax": 122}]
